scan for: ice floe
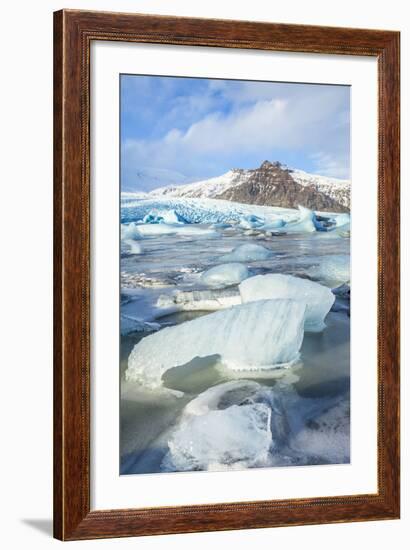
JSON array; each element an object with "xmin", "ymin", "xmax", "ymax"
[
  {"xmin": 200, "ymin": 263, "xmax": 250, "ymax": 288},
  {"xmin": 239, "ymin": 274, "xmax": 335, "ymax": 332},
  {"xmin": 126, "ymin": 300, "xmax": 306, "ymax": 391}
]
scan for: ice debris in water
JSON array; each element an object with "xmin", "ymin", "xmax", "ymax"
[
  {"xmin": 289, "ymin": 397, "xmax": 350, "ymax": 464},
  {"xmin": 220, "ymin": 243, "xmax": 271, "ymax": 262},
  {"xmin": 126, "ymin": 299, "xmax": 306, "ymax": 391},
  {"xmin": 121, "ymin": 222, "xmax": 142, "ymax": 240},
  {"xmin": 123, "ymin": 239, "xmax": 143, "ymax": 255},
  {"xmin": 308, "ymin": 254, "xmax": 350, "ymax": 287},
  {"xmin": 200, "ymin": 263, "xmax": 250, "ymax": 288},
  {"xmin": 163, "ymin": 381, "xmax": 273, "ymax": 471},
  {"xmin": 240, "ymin": 274, "xmax": 334, "ymax": 332},
  {"xmin": 156, "ymin": 288, "xmax": 241, "ymax": 313}
]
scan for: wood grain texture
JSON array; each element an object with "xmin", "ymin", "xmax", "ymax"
[{"xmin": 53, "ymin": 9, "xmax": 400, "ymax": 541}]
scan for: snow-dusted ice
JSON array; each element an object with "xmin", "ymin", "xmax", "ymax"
[
  {"xmin": 239, "ymin": 274, "xmax": 335, "ymax": 332},
  {"xmin": 126, "ymin": 300, "xmax": 306, "ymax": 391},
  {"xmin": 200, "ymin": 263, "xmax": 250, "ymax": 288}
]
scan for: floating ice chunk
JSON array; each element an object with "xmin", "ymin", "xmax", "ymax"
[
  {"xmin": 157, "ymin": 288, "xmax": 241, "ymax": 313},
  {"xmin": 260, "ymin": 219, "xmax": 285, "ymax": 231},
  {"xmin": 281, "ymin": 206, "xmax": 316, "ymax": 233},
  {"xmin": 220, "ymin": 243, "xmax": 271, "ymax": 262},
  {"xmin": 184, "ymin": 380, "xmax": 261, "ymax": 416},
  {"xmin": 123, "ymin": 239, "xmax": 143, "ymax": 255},
  {"xmin": 126, "ymin": 299, "xmax": 306, "ymax": 391},
  {"xmin": 121, "ymin": 222, "xmax": 142, "ymax": 240},
  {"xmin": 200, "ymin": 263, "xmax": 250, "ymax": 288},
  {"xmin": 120, "ymin": 315, "xmax": 160, "ymax": 336},
  {"xmin": 238, "ymin": 214, "xmax": 265, "ymax": 229},
  {"xmin": 239, "ymin": 274, "xmax": 335, "ymax": 332},
  {"xmin": 308, "ymin": 255, "xmax": 350, "ymax": 287},
  {"xmin": 165, "ymin": 403, "xmax": 272, "ymax": 471}
]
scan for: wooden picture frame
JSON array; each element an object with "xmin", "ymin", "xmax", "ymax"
[{"xmin": 54, "ymin": 9, "xmax": 400, "ymax": 541}]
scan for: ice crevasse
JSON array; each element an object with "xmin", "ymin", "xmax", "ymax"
[
  {"xmin": 126, "ymin": 299, "xmax": 306, "ymax": 391},
  {"xmin": 239, "ymin": 274, "xmax": 335, "ymax": 332}
]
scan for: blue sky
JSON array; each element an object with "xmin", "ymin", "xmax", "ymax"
[{"xmin": 121, "ymin": 74, "xmax": 350, "ymax": 192}]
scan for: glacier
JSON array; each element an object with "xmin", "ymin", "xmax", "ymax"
[
  {"xmin": 126, "ymin": 300, "xmax": 306, "ymax": 391},
  {"xmin": 220, "ymin": 243, "xmax": 272, "ymax": 262},
  {"xmin": 200, "ymin": 263, "xmax": 250, "ymax": 288},
  {"xmin": 239, "ymin": 274, "xmax": 335, "ymax": 332}
]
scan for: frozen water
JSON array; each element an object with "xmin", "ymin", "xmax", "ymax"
[
  {"xmin": 308, "ymin": 254, "xmax": 350, "ymax": 286},
  {"xmin": 165, "ymin": 403, "xmax": 272, "ymax": 471},
  {"xmin": 184, "ymin": 380, "xmax": 262, "ymax": 416},
  {"xmin": 126, "ymin": 300, "xmax": 306, "ymax": 391},
  {"xmin": 143, "ymin": 209, "xmax": 187, "ymax": 224},
  {"xmin": 240, "ymin": 274, "xmax": 335, "ymax": 332},
  {"xmin": 220, "ymin": 243, "xmax": 272, "ymax": 262},
  {"xmin": 156, "ymin": 288, "xmax": 241, "ymax": 313},
  {"xmin": 163, "ymin": 381, "xmax": 273, "ymax": 471},
  {"xmin": 289, "ymin": 397, "xmax": 350, "ymax": 463},
  {"xmin": 279, "ymin": 206, "xmax": 316, "ymax": 233},
  {"xmin": 123, "ymin": 239, "xmax": 143, "ymax": 255},
  {"xmin": 122, "ymin": 222, "xmax": 142, "ymax": 240},
  {"xmin": 200, "ymin": 263, "xmax": 250, "ymax": 288}
]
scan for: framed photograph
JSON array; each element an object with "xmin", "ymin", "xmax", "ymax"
[{"xmin": 54, "ymin": 9, "xmax": 400, "ymax": 540}]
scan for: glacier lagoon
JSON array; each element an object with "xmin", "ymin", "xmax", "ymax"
[{"xmin": 120, "ymin": 196, "xmax": 350, "ymax": 475}]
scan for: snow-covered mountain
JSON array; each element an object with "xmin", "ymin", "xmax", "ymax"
[{"xmin": 150, "ymin": 161, "xmax": 350, "ymax": 212}]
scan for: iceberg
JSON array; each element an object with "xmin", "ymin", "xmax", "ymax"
[
  {"xmin": 156, "ymin": 288, "xmax": 241, "ymax": 313},
  {"xmin": 200, "ymin": 263, "xmax": 250, "ymax": 288},
  {"xmin": 308, "ymin": 254, "xmax": 350, "ymax": 286},
  {"xmin": 238, "ymin": 214, "xmax": 265, "ymax": 229},
  {"xmin": 142, "ymin": 209, "xmax": 187, "ymax": 224},
  {"xmin": 220, "ymin": 243, "xmax": 271, "ymax": 262},
  {"xmin": 126, "ymin": 299, "xmax": 306, "ymax": 391},
  {"xmin": 239, "ymin": 274, "xmax": 335, "ymax": 332},
  {"xmin": 165, "ymin": 403, "xmax": 272, "ymax": 471},
  {"xmin": 280, "ymin": 206, "xmax": 316, "ymax": 234},
  {"xmin": 163, "ymin": 381, "xmax": 273, "ymax": 471},
  {"xmin": 121, "ymin": 222, "xmax": 142, "ymax": 240}
]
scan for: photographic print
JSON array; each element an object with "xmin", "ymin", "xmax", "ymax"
[{"xmin": 120, "ymin": 75, "xmax": 351, "ymax": 476}]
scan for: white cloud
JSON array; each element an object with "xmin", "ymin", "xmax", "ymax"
[{"xmin": 122, "ymin": 82, "xmax": 350, "ymax": 185}]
